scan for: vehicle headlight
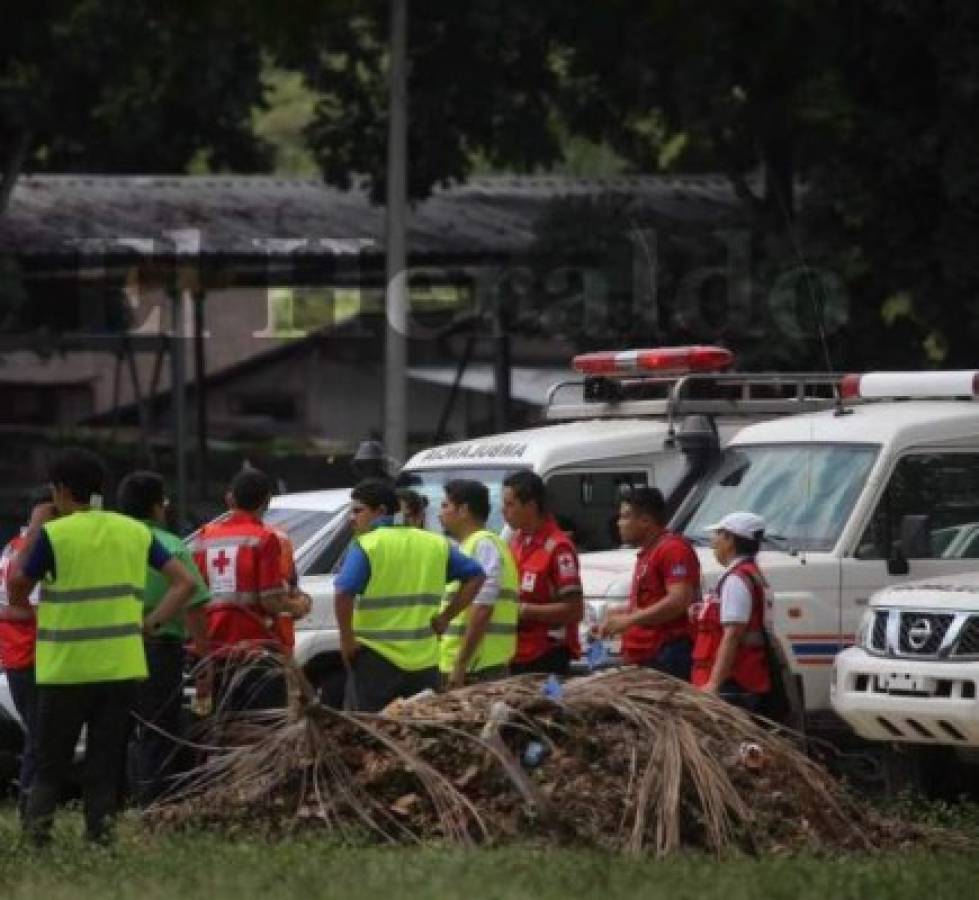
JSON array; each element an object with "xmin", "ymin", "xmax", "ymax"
[{"xmin": 855, "ymin": 609, "xmax": 874, "ymax": 651}]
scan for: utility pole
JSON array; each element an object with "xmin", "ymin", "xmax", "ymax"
[
  {"xmin": 171, "ymin": 290, "xmax": 188, "ymax": 530},
  {"xmin": 384, "ymin": 0, "xmax": 408, "ymax": 467},
  {"xmin": 193, "ymin": 290, "xmax": 208, "ymax": 503}
]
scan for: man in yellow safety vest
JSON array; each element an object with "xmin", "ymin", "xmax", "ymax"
[
  {"xmin": 437, "ymin": 479, "xmax": 518, "ymax": 688},
  {"xmin": 9, "ymin": 449, "xmax": 195, "ymax": 845},
  {"xmin": 334, "ymin": 479, "xmax": 484, "ymax": 712}
]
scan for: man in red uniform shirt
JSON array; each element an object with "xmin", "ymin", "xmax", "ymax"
[
  {"xmin": 268, "ymin": 524, "xmax": 312, "ymax": 656},
  {"xmin": 502, "ymin": 471, "xmax": 583, "ymax": 676},
  {"xmin": 191, "ymin": 468, "xmax": 289, "ymax": 712},
  {"xmin": 0, "ymin": 513, "xmax": 41, "ymax": 812},
  {"xmin": 601, "ymin": 487, "xmax": 700, "ymax": 679}
]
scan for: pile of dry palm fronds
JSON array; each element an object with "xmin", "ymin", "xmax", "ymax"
[{"xmin": 149, "ymin": 667, "xmax": 933, "ymax": 856}]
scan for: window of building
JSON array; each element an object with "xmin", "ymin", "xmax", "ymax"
[{"xmin": 229, "ymin": 393, "xmax": 300, "ymax": 423}]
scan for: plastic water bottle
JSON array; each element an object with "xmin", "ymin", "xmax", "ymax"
[
  {"xmin": 542, "ymin": 674, "xmax": 563, "ymax": 700},
  {"xmin": 522, "ymin": 740, "xmax": 549, "ymax": 769},
  {"xmin": 586, "ymin": 637, "xmax": 608, "ymax": 670}
]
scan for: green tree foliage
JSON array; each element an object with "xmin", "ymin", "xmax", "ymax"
[
  {"xmin": 276, "ymin": 1, "xmax": 979, "ymax": 369},
  {"xmin": 271, "ymin": 0, "xmax": 567, "ymax": 201},
  {"xmin": 0, "ymin": 0, "xmax": 273, "ymax": 208}
]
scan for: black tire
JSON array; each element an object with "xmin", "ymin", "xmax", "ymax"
[
  {"xmin": 303, "ymin": 656, "xmax": 347, "ymax": 709},
  {"xmin": 0, "ymin": 750, "xmax": 18, "ymax": 796}
]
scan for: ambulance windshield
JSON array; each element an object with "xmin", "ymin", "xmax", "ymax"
[
  {"xmin": 678, "ymin": 443, "xmax": 879, "ymax": 552},
  {"xmin": 395, "ymin": 467, "xmax": 521, "ymax": 534}
]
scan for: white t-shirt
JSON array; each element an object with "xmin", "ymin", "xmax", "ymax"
[
  {"xmin": 718, "ymin": 558, "xmax": 754, "ymax": 625},
  {"xmin": 471, "ymin": 536, "xmax": 503, "ymax": 606}
]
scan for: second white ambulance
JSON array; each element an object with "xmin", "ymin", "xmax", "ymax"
[{"xmin": 580, "ymin": 370, "xmax": 979, "ymax": 734}]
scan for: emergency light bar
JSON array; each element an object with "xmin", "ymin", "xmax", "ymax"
[
  {"xmin": 840, "ymin": 370, "xmax": 979, "ymax": 400},
  {"xmin": 572, "ymin": 345, "xmax": 734, "ymax": 377}
]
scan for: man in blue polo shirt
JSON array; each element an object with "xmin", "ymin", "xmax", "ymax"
[{"xmin": 335, "ymin": 479, "xmax": 484, "ymax": 713}]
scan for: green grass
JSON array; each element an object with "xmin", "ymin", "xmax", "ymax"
[{"xmin": 0, "ymin": 804, "xmax": 976, "ymax": 900}]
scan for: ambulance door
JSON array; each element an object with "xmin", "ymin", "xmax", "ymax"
[{"xmin": 841, "ymin": 449, "xmax": 979, "ymax": 653}]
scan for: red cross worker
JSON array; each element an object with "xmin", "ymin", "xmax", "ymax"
[
  {"xmin": 190, "ymin": 469, "xmax": 288, "ymax": 712},
  {"xmin": 502, "ymin": 471, "xmax": 583, "ymax": 677}
]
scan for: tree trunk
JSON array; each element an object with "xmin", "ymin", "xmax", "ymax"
[{"xmin": 0, "ymin": 131, "xmax": 31, "ymax": 217}]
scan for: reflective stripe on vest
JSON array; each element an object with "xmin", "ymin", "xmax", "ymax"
[
  {"xmin": 358, "ymin": 593, "xmax": 443, "ymax": 611},
  {"xmin": 37, "ymin": 623, "xmax": 142, "ymax": 642},
  {"xmin": 206, "ymin": 587, "xmax": 283, "ymax": 606},
  {"xmin": 439, "ymin": 529, "xmax": 518, "ymax": 674},
  {"xmin": 40, "ymin": 584, "xmax": 145, "ymax": 603},
  {"xmin": 36, "ymin": 511, "xmax": 149, "ymax": 685},
  {"xmin": 188, "ymin": 534, "xmax": 261, "ymax": 553},
  {"xmin": 352, "ymin": 526, "xmax": 450, "ymax": 671}
]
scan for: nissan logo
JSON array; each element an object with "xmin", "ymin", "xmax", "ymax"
[{"xmin": 907, "ymin": 618, "xmax": 933, "ymax": 651}]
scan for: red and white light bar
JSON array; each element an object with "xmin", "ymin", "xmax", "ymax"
[
  {"xmin": 840, "ymin": 370, "xmax": 979, "ymax": 400},
  {"xmin": 572, "ymin": 345, "xmax": 734, "ymax": 377}
]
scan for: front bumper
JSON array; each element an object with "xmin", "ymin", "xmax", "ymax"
[{"xmin": 832, "ymin": 647, "xmax": 979, "ymax": 746}]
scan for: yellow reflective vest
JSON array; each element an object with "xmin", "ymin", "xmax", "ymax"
[
  {"xmin": 36, "ymin": 510, "xmax": 150, "ymax": 685},
  {"xmin": 352, "ymin": 526, "xmax": 449, "ymax": 671},
  {"xmin": 439, "ymin": 529, "xmax": 517, "ymax": 674}
]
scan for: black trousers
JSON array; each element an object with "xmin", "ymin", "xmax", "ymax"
[
  {"xmin": 638, "ymin": 638, "xmax": 693, "ymax": 681},
  {"xmin": 132, "ymin": 639, "xmax": 185, "ymax": 806},
  {"xmin": 718, "ymin": 680, "xmax": 770, "ymax": 715},
  {"xmin": 6, "ymin": 666, "xmax": 37, "ymax": 803},
  {"xmin": 344, "ymin": 646, "xmax": 439, "ymax": 713},
  {"xmin": 25, "ymin": 680, "xmax": 138, "ymax": 844},
  {"xmin": 510, "ymin": 645, "xmax": 571, "ymax": 677}
]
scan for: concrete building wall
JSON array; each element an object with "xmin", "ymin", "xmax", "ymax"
[{"xmin": 202, "ymin": 341, "xmax": 495, "ymax": 451}]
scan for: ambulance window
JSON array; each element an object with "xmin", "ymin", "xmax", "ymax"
[
  {"xmin": 545, "ymin": 471, "xmax": 648, "ymax": 552},
  {"xmin": 395, "ymin": 467, "xmax": 519, "ymax": 533},
  {"xmin": 264, "ymin": 508, "xmax": 337, "ymax": 550},
  {"xmin": 303, "ymin": 519, "xmax": 355, "ymax": 577},
  {"xmin": 856, "ymin": 453, "xmax": 979, "ymax": 559}
]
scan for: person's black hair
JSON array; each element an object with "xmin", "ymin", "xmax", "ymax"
[
  {"xmin": 352, "ymin": 478, "xmax": 399, "ymax": 516},
  {"xmin": 620, "ymin": 486, "xmax": 668, "ymax": 526},
  {"xmin": 48, "ymin": 447, "xmax": 107, "ymax": 504},
  {"xmin": 503, "ymin": 470, "xmax": 547, "ymax": 512},
  {"xmin": 396, "ymin": 488, "xmax": 429, "ymax": 518},
  {"xmin": 731, "ymin": 533, "xmax": 761, "ymax": 557},
  {"xmin": 230, "ymin": 468, "xmax": 273, "ymax": 512},
  {"xmin": 28, "ymin": 485, "xmax": 53, "ymax": 506},
  {"xmin": 444, "ymin": 479, "xmax": 490, "ymax": 522},
  {"xmin": 117, "ymin": 471, "xmax": 166, "ymax": 520}
]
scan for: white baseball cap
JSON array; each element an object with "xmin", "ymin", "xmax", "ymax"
[{"xmin": 704, "ymin": 511, "xmax": 765, "ymax": 540}]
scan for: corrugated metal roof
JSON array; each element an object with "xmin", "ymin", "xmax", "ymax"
[{"xmin": 0, "ymin": 173, "xmax": 744, "ymax": 260}]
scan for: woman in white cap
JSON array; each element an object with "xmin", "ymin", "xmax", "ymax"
[{"xmin": 691, "ymin": 511, "xmax": 771, "ymax": 712}]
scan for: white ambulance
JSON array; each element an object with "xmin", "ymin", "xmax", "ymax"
[
  {"xmin": 290, "ymin": 348, "xmax": 839, "ymax": 702},
  {"xmin": 579, "ymin": 370, "xmax": 979, "ymax": 735}
]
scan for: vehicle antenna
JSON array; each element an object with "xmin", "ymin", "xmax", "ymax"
[{"xmin": 769, "ymin": 185, "xmax": 849, "ymax": 417}]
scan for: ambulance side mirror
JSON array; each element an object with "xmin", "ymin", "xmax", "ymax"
[{"xmin": 888, "ymin": 514, "xmax": 932, "ymax": 575}]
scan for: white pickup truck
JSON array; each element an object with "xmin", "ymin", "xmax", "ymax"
[
  {"xmin": 580, "ymin": 370, "xmax": 979, "ymax": 735},
  {"xmin": 833, "ymin": 573, "xmax": 979, "ymax": 748}
]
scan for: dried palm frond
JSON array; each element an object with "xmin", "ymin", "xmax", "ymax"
[{"xmin": 148, "ymin": 661, "xmax": 950, "ymax": 857}]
